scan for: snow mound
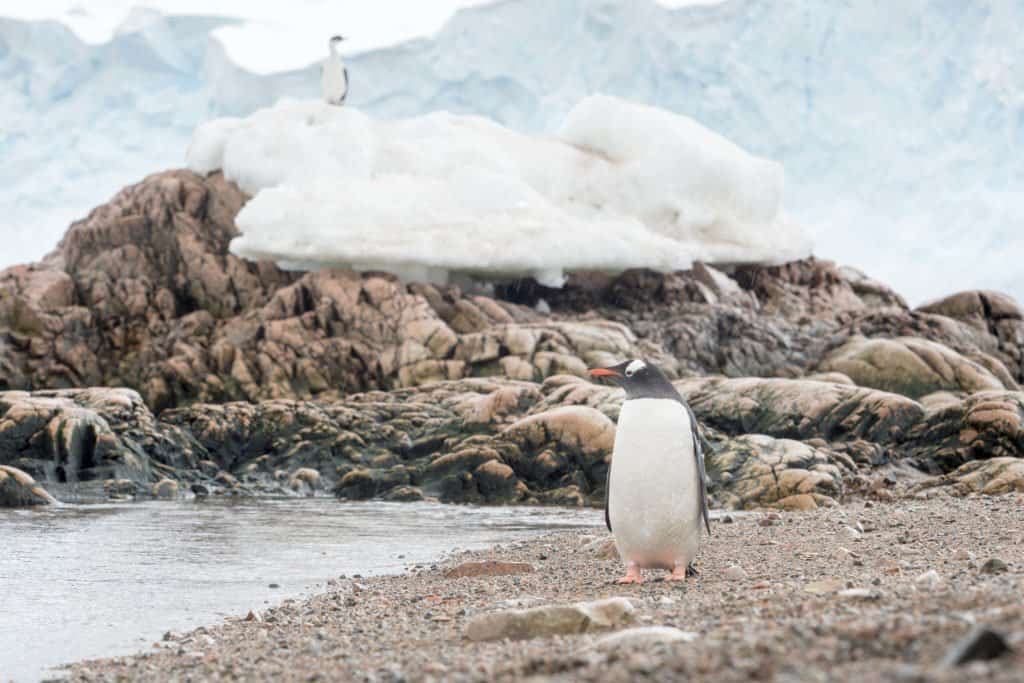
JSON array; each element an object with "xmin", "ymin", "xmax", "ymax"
[{"xmin": 187, "ymin": 96, "xmax": 808, "ymax": 285}]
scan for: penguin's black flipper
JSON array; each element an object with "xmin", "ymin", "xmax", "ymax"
[
  {"xmin": 684, "ymin": 403, "xmax": 712, "ymax": 536},
  {"xmin": 604, "ymin": 463, "xmax": 612, "ymax": 532}
]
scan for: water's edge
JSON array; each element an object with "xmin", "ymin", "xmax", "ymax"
[{"xmin": 0, "ymin": 498, "xmax": 602, "ymax": 682}]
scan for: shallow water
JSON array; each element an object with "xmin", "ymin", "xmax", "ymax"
[{"xmin": 0, "ymin": 498, "xmax": 601, "ymax": 682}]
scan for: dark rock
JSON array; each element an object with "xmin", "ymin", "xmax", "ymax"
[
  {"xmin": 942, "ymin": 626, "xmax": 1013, "ymax": 667},
  {"xmin": 0, "ymin": 465, "xmax": 56, "ymax": 506},
  {"xmin": 979, "ymin": 558, "xmax": 1009, "ymax": 575}
]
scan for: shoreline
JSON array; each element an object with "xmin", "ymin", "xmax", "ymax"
[
  {"xmin": 3, "ymin": 499, "xmax": 599, "ymax": 683},
  {"xmin": 66, "ymin": 496, "xmax": 1023, "ymax": 682}
]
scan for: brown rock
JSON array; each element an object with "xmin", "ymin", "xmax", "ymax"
[
  {"xmin": 909, "ymin": 457, "xmax": 1024, "ymax": 497},
  {"xmin": 0, "ymin": 465, "xmax": 56, "ymax": 506},
  {"xmin": 818, "ymin": 336, "xmax": 1008, "ymax": 398},
  {"xmin": 152, "ymin": 478, "xmax": 179, "ymax": 499}
]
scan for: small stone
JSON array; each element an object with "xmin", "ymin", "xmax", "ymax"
[
  {"xmin": 979, "ymin": 558, "xmax": 1008, "ymax": 575},
  {"xmin": 723, "ymin": 564, "xmax": 748, "ymax": 581},
  {"xmin": 757, "ymin": 518, "xmax": 776, "ymax": 527},
  {"xmin": 834, "ymin": 547, "xmax": 852, "ymax": 561},
  {"xmin": 721, "ymin": 514, "xmax": 735, "ymax": 524},
  {"xmin": 804, "ymin": 579, "xmax": 845, "ymax": 595},
  {"xmin": 842, "ymin": 525, "xmax": 862, "ymax": 540},
  {"xmin": 954, "ymin": 549, "xmax": 976, "ymax": 562},
  {"xmin": 268, "ymin": 583, "xmax": 280, "ymax": 589},
  {"xmin": 465, "ymin": 597, "xmax": 635, "ymax": 642},
  {"xmin": 244, "ymin": 610, "xmax": 262, "ymax": 623},
  {"xmin": 942, "ymin": 626, "xmax": 1013, "ymax": 667},
  {"xmin": 582, "ymin": 537, "xmax": 618, "ymax": 560},
  {"xmin": 658, "ymin": 596, "xmax": 676, "ymax": 607},
  {"xmin": 916, "ymin": 569, "xmax": 942, "ymax": 588},
  {"xmin": 838, "ymin": 588, "xmax": 883, "ymax": 601},
  {"xmin": 590, "ymin": 626, "xmax": 698, "ymax": 653}
]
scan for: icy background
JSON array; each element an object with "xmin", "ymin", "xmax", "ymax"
[{"xmin": 2, "ymin": 0, "xmax": 1022, "ymax": 303}]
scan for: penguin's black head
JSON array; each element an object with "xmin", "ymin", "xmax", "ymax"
[
  {"xmin": 329, "ymin": 35, "xmax": 346, "ymax": 45},
  {"xmin": 588, "ymin": 359, "xmax": 679, "ymax": 401}
]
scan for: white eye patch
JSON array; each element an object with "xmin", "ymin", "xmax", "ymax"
[{"xmin": 624, "ymin": 359, "xmax": 646, "ymax": 377}]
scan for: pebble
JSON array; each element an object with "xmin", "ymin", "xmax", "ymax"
[
  {"xmin": 723, "ymin": 565, "xmax": 748, "ymax": 581},
  {"xmin": 842, "ymin": 526, "xmax": 862, "ymax": 540},
  {"xmin": 465, "ymin": 597, "xmax": 635, "ymax": 642},
  {"xmin": 834, "ymin": 547, "xmax": 852, "ymax": 561},
  {"xmin": 954, "ymin": 549, "xmax": 976, "ymax": 562},
  {"xmin": 915, "ymin": 570, "xmax": 942, "ymax": 588},
  {"xmin": 804, "ymin": 579, "xmax": 845, "ymax": 595},
  {"xmin": 979, "ymin": 558, "xmax": 1008, "ymax": 575},
  {"xmin": 268, "ymin": 583, "xmax": 280, "ymax": 589},
  {"xmin": 837, "ymin": 588, "xmax": 883, "ymax": 601}
]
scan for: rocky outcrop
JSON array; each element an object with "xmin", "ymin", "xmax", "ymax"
[
  {"xmin": 0, "ymin": 172, "xmax": 663, "ymax": 411},
  {"xmin": 2, "ymin": 168, "xmax": 1023, "ymax": 506},
  {"xmin": 3, "ymin": 371, "xmax": 1018, "ymax": 508}
]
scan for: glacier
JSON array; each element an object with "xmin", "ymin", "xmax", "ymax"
[
  {"xmin": 1, "ymin": 0, "xmax": 1023, "ymax": 303},
  {"xmin": 187, "ymin": 96, "xmax": 807, "ymax": 285}
]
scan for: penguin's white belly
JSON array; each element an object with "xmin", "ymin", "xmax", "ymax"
[
  {"xmin": 609, "ymin": 398, "xmax": 701, "ymax": 569},
  {"xmin": 322, "ymin": 60, "xmax": 347, "ymax": 103}
]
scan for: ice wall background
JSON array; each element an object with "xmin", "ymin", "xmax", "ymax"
[{"xmin": 1, "ymin": 0, "xmax": 1021, "ymax": 303}]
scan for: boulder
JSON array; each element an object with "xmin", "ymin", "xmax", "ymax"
[
  {"xmin": 680, "ymin": 377, "xmax": 924, "ymax": 445},
  {"xmin": 909, "ymin": 457, "xmax": 1024, "ymax": 497},
  {"xmin": 906, "ymin": 391, "xmax": 1024, "ymax": 471},
  {"xmin": 0, "ymin": 465, "xmax": 56, "ymax": 506},
  {"xmin": 818, "ymin": 336, "xmax": 1009, "ymax": 398},
  {"xmin": 707, "ymin": 434, "xmax": 849, "ymax": 509}
]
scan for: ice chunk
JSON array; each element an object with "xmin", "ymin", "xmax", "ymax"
[{"xmin": 187, "ymin": 96, "xmax": 807, "ymax": 284}]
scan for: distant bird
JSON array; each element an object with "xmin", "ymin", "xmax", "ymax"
[
  {"xmin": 589, "ymin": 359, "xmax": 711, "ymax": 584},
  {"xmin": 322, "ymin": 35, "xmax": 349, "ymax": 106}
]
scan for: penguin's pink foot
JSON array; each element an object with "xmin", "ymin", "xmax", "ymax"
[{"xmin": 616, "ymin": 565, "xmax": 643, "ymax": 584}]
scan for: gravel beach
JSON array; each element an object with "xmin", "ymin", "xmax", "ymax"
[{"xmin": 64, "ymin": 495, "xmax": 1023, "ymax": 682}]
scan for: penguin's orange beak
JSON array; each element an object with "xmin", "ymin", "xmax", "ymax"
[{"xmin": 588, "ymin": 367, "xmax": 622, "ymax": 378}]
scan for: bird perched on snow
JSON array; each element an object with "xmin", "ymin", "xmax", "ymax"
[
  {"xmin": 589, "ymin": 359, "xmax": 711, "ymax": 584},
  {"xmin": 322, "ymin": 35, "xmax": 349, "ymax": 106}
]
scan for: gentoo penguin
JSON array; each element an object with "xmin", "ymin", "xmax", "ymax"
[
  {"xmin": 589, "ymin": 359, "xmax": 711, "ymax": 584},
  {"xmin": 322, "ymin": 35, "xmax": 349, "ymax": 106}
]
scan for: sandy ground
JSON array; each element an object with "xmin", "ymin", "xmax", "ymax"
[{"xmin": 66, "ymin": 495, "xmax": 1024, "ymax": 682}]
